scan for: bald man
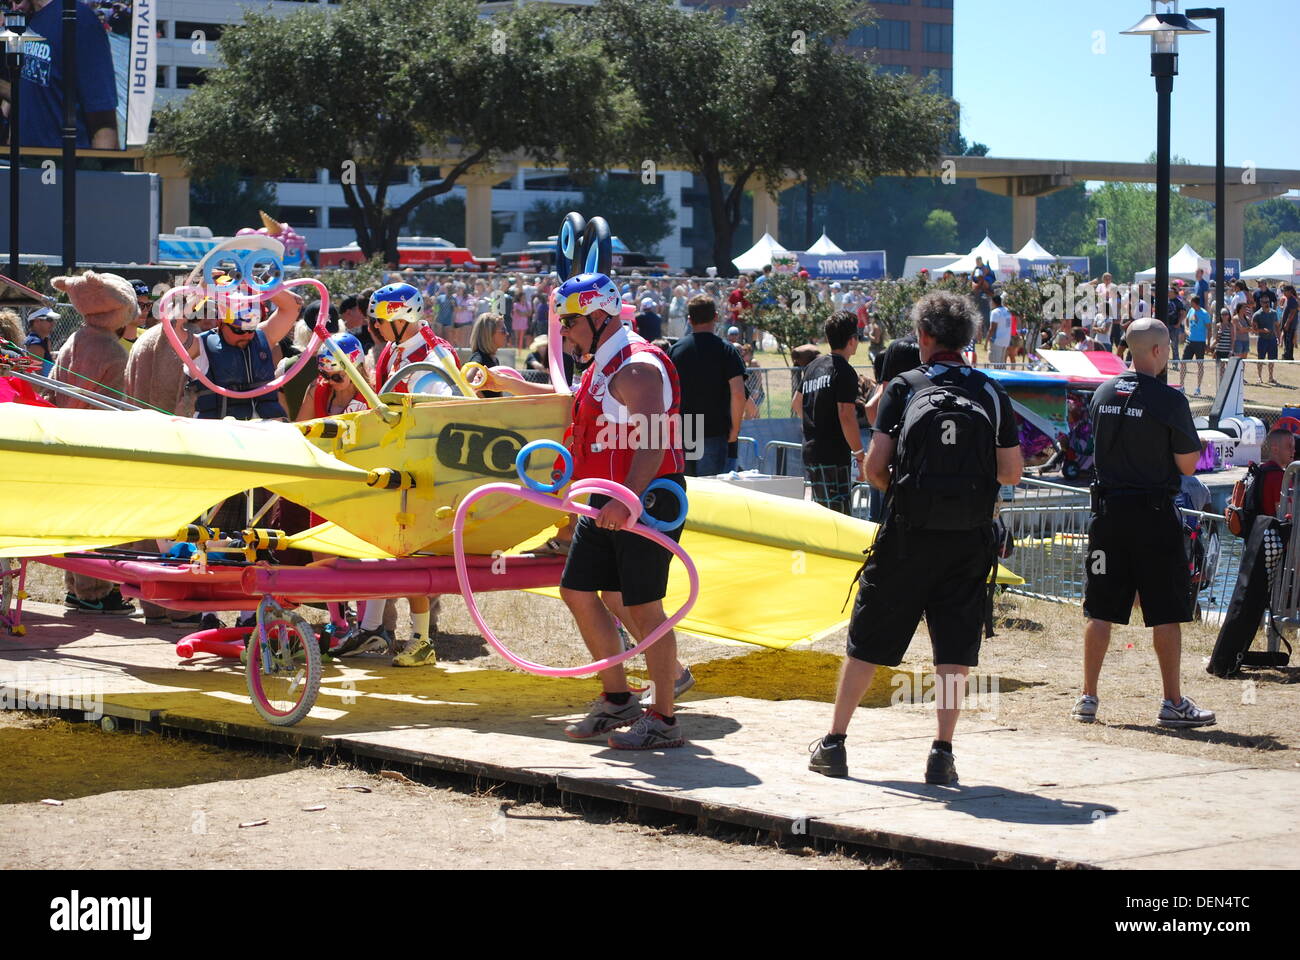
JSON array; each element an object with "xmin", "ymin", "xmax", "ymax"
[{"xmin": 1073, "ymin": 318, "xmax": 1216, "ymax": 729}]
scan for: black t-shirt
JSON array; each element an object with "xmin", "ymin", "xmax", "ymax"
[
  {"xmin": 468, "ymin": 349, "xmax": 501, "ymax": 397},
  {"xmin": 873, "ymin": 334, "xmax": 921, "ymax": 384},
  {"xmin": 875, "ymin": 363, "xmax": 1019, "ymax": 450},
  {"xmin": 669, "ymin": 330, "xmax": 745, "ymax": 439},
  {"xmin": 1165, "ymin": 296, "xmax": 1185, "ymax": 336},
  {"xmin": 1090, "ymin": 372, "xmax": 1200, "ymax": 495},
  {"xmin": 636, "ymin": 310, "xmax": 663, "ymax": 341},
  {"xmin": 1254, "ymin": 287, "xmax": 1278, "ymax": 310},
  {"xmin": 801, "ymin": 352, "xmax": 860, "ymax": 464}
]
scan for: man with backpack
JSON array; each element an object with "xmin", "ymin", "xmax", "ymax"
[
  {"xmin": 809, "ymin": 292, "xmax": 1023, "ymax": 785},
  {"xmin": 1073, "ymin": 318, "xmax": 1216, "ymax": 728}
]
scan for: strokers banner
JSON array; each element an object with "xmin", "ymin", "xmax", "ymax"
[{"xmin": 796, "ymin": 251, "xmax": 887, "ymax": 280}]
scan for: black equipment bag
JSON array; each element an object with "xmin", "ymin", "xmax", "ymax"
[{"xmin": 1207, "ymin": 515, "xmax": 1292, "ymax": 676}]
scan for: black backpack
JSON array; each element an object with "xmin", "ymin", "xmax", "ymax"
[{"xmin": 889, "ymin": 368, "xmax": 1000, "ymax": 531}]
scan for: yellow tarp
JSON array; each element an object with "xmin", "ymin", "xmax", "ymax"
[
  {"xmin": 291, "ymin": 479, "xmax": 1021, "ymax": 650},
  {"xmin": 0, "ymin": 406, "xmax": 370, "ymax": 558},
  {"xmin": 526, "ymin": 479, "xmax": 1022, "ymax": 650}
]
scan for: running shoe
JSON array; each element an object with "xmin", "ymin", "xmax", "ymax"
[
  {"xmin": 64, "ymin": 590, "xmax": 135, "ymax": 615},
  {"xmin": 1157, "ymin": 696, "xmax": 1216, "ymax": 728},
  {"xmin": 924, "ymin": 747, "xmax": 958, "ymax": 785},
  {"xmin": 638, "ymin": 666, "xmax": 696, "ymax": 705},
  {"xmin": 608, "ymin": 711, "xmax": 685, "ymax": 750},
  {"xmin": 563, "ymin": 694, "xmax": 643, "ymax": 739},
  {"xmin": 1071, "ymin": 694, "xmax": 1099, "ymax": 723},
  {"xmin": 392, "ymin": 634, "xmax": 438, "ymax": 668},
  {"xmin": 808, "ymin": 736, "xmax": 848, "ymax": 778},
  {"xmin": 331, "ymin": 627, "xmax": 391, "ymax": 657}
]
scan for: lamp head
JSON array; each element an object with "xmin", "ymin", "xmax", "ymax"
[{"xmin": 1122, "ymin": 3, "xmax": 1209, "ymax": 56}]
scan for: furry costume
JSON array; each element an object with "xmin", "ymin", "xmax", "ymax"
[
  {"xmin": 124, "ymin": 321, "xmax": 197, "ymax": 418},
  {"xmin": 48, "ymin": 272, "xmax": 136, "ymax": 603},
  {"xmin": 49, "ymin": 272, "xmax": 134, "ymax": 411}
]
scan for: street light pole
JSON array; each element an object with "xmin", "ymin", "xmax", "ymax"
[
  {"xmin": 1123, "ymin": 2, "xmax": 1208, "ymax": 355},
  {"xmin": 1187, "ymin": 7, "xmax": 1225, "ymax": 313},
  {"xmin": 4, "ymin": 10, "xmax": 29, "ymax": 280},
  {"xmin": 62, "ymin": 0, "xmax": 77, "ymax": 274}
]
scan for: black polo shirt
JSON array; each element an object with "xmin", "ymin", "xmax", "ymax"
[
  {"xmin": 1089, "ymin": 372, "xmax": 1200, "ymax": 495},
  {"xmin": 669, "ymin": 329, "xmax": 745, "ymax": 439}
]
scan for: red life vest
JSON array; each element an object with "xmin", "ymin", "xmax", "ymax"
[
  {"xmin": 310, "ymin": 379, "xmax": 370, "ymax": 419},
  {"xmin": 568, "ymin": 332, "xmax": 684, "ymax": 483},
  {"xmin": 374, "ymin": 324, "xmax": 458, "ymax": 393}
]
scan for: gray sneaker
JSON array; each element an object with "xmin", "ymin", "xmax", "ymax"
[
  {"xmin": 608, "ymin": 711, "xmax": 685, "ymax": 750},
  {"xmin": 1158, "ymin": 696, "xmax": 1216, "ymax": 728},
  {"xmin": 638, "ymin": 666, "xmax": 696, "ymax": 705},
  {"xmin": 1071, "ymin": 694, "xmax": 1099, "ymax": 723},
  {"xmin": 563, "ymin": 695, "xmax": 643, "ymax": 739}
]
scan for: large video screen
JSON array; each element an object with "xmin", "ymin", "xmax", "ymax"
[{"xmin": 4, "ymin": 0, "xmax": 157, "ymax": 150}]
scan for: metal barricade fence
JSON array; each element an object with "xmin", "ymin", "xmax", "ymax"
[
  {"xmin": 999, "ymin": 476, "xmax": 1243, "ymax": 619},
  {"xmin": 1270, "ymin": 462, "xmax": 1300, "ymax": 640}
]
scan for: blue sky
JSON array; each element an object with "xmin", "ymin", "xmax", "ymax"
[{"xmin": 955, "ymin": 0, "xmax": 1295, "ymax": 171}]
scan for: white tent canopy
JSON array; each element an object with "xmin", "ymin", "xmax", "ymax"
[
  {"xmin": 806, "ymin": 230, "xmax": 844, "ymax": 255},
  {"xmin": 732, "ymin": 232, "xmax": 788, "ymax": 272},
  {"xmin": 1241, "ymin": 245, "xmax": 1298, "ymax": 281},
  {"xmin": 937, "ymin": 235, "xmax": 1008, "ymax": 274},
  {"xmin": 1135, "ymin": 243, "xmax": 1210, "ymax": 282},
  {"xmin": 1014, "ymin": 238, "xmax": 1056, "ymax": 261}
]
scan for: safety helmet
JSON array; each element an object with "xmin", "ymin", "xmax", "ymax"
[
  {"xmin": 369, "ymin": 283, "xmax": 423, "ymax": 325},
  {"xmin": 554, "ymin": 273, "xmax": 621, "ymax": 321},
  {"xmin": 318, "ymin": 332, "xmax": 365, "ymax": 374}
]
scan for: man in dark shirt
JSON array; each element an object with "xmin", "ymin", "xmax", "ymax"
[
  {"xmin": 1251, "ymin": 302, "xmax": 1280, "ymax": 384},
  {"xmin": 798, "ymin": 311, "xmax": 863, "ymax": 514},
  {"xmin": 1075, "ymin": 318, "xmax": 1215, "ymax": 730},
  {"xmin": 1164, "ymin": 284, "xmax": 1185, "ymax": 374},
  {"xmin": 809, "ymin": 292, "xmax": 1023, "ymax": 785},
  {"xmin": 1252, "ymin": 278, "xmax": 1278, "ymax": 311},
  {"xmin": 669, "ymin": 295, "xmax": 744, "ymax": 476},
  {"xmin": 635, "ymin": 299, "xmax": 663, "ymax": 341}
]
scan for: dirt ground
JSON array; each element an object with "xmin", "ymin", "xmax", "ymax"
[
  {"xmin": 0, "ymin": 713, "xmax": 909, "ymax": 870},
  {"xmin": 19, "ymin": 563, "xmax": 1299, "ymax": 773}
]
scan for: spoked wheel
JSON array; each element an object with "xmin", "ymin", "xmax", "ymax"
[{"xmin": 246, "ymin": 596, "xmax": 321, "ymax": 726}]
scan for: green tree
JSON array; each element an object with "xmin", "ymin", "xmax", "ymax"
[
  {"xmin": 743, "ymin": 273, "xmax": 829, "ymax": 361},
  {"xmin": 923, "ymin": 209, "xmax": 958, "ymax": 252},
  {"xmin": 1244, "ymin": 197, "xmax": 1300, "ymax": 266},
  {"xmin": 524, "ymin": 175, "xmax": 676, "ymax": 254},
  {"xmin": 406, "ymin": 196, "xmax": 466, "ymax": 246},
  {"xmin": 152, "ymin": 0, "xmax": 632, "ymax": 265},
  {"xmin": 189, "ymin": 167, "xmax": 279, "ymax": 237},
  {"xmin": 594, "ymin": 0, "xmax": 952, "ymax": 276}
]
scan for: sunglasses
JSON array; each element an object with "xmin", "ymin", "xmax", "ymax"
[
  {"xmin": 325, "ymin": 373, "xmax": 347, "ymax": 384},
  {"xmin": 558, "ymin": 313, "xmax": 583, "ymax": 329}
]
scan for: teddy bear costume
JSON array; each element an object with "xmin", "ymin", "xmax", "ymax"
[{"xmin": 49, "ymin": 271, "xmax": 137, "ymax": 608}]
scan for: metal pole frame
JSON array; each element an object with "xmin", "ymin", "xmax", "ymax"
[
  {"xmin": 1187, "ymin": 8, "xmax": 1225, "ymax": 314},
  {"xmin": 6, "ymin": 11, "xmax": 23, "ymax": 279},
  {"xmin": 61, "ymin": 0, "xmax": 77, "ymax": 273}
]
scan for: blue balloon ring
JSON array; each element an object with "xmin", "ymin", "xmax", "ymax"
[
  {"xmin": 516, "ymin": 440, "xmax": 573, "ymax": 493},
  {"xmin": 640, "ymin": 478, "xmax": 688, "ymax": 532},
  {"xmin": 203, "ymin": 249, "xmax": 284, "ymax": 293}
]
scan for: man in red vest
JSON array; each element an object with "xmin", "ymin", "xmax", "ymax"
[{"xmin": 484, "ymin": 272, "xmax": 688, "ymax": 749}]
